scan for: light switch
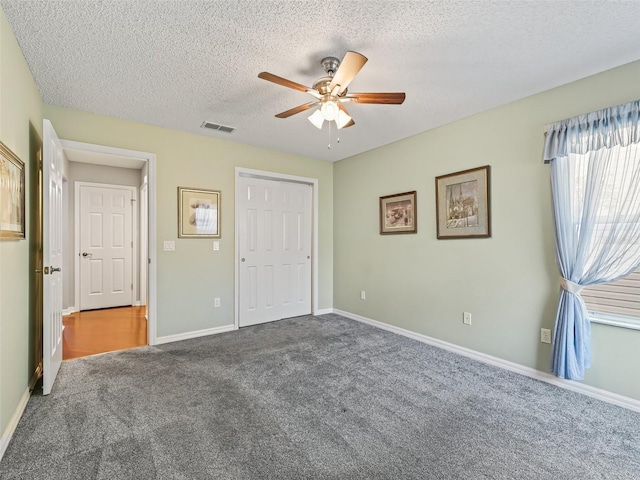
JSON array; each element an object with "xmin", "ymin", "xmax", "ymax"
[
  {"xmin": 213, "ymin": 241, "xmax": 220, "ymax": 251},
  {"xmin": 163, "ymin": 241, "xmax": 175, "ymax": 251}
]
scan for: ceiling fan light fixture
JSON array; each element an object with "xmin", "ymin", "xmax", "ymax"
[
  {"xmin": 320, "ymin": 98, "xmax": 339, "ymax": 121},
  {"xmin": 308, "ymin": 110, "xmax": 325, "ymax": 129},
  {"xmin": 336, "ymin": 110, "xmax": 352, "ymax": 129},
  {"xmin": 259, "ymin": 51, "xmax": 405, "ymax": 133}
]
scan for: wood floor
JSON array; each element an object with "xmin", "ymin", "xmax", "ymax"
[{"xmin": 63, "ymin": 306, "xmax": 147, "ymax": 360}]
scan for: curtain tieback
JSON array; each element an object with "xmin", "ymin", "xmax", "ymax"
[{"xmin": 560, "ymin": 277, "xmax": 584, "ymax": 294}]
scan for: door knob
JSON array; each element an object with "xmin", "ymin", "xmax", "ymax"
[
  {"xmin": 50, "ymin": 266, "xmax": 61, "ymax": 273},
  {"xmin": 82, "ymin": 252, "xmax": 92, "ymax": 257},
  {"xmin": 241, "ymin": 258, "xmax": 245, "ymax": 262}
]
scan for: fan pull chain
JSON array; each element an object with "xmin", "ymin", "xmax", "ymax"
[{"xmin": 326, "ymin": 121, "xmax": 341, "ymax": 149}]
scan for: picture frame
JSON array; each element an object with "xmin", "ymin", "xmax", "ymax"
[
  {"xmin": 435, "ymin": 165, "xmax": 491, "ymax": 239},
  {"xmin": 0, "ymin": 142, "xmax": 26, "ymax": 240},
  {"xmin": 178, "ymin": 187, "xmax": 221, "ymax": 238},
  {"xmin": 379, "ymin": 191, "xmax": 417, "ymax": 235}
]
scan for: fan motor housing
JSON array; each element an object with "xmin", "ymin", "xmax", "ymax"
[
  {"xmin": 313, "ymin": 77, "xmax": 332, "ymax": 95},
  {"xmin": 321, "ymin": 57, "xmax": 340, "ymax": 75},
  {"xmin": 313, "ymin": 77, "xmax": 348, "ymax": 97}
]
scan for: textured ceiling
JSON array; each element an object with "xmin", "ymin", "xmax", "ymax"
[{"xmin": 3, "ymin": 1, "xmax": 640, "ymax": 162}]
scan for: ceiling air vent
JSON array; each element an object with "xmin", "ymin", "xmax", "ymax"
[{"xmin": 201, "ymin": 121, "xmax": 235, "ymax": 133}]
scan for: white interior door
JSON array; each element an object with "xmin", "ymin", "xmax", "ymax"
[
  {"xmin": 42, "ymin": 119, "xmax": 64, "ymax": 395},
  {"xmin": 78, "ymin": 183, "xmax": 133, "ymax": 310},
  {"xmin": 238, "ymin": 177, "xmax": 311, "ymax": 327}
]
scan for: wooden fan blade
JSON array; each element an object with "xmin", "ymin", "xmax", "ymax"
[
  {"xmin": 329, "ymin": 51, "xmax": 368, "ymax": 94},
  {"xmin": 258, "ymin": 72, "xmax": 311, "ymax": 93},
  {"xmin": 337, "ymin": 102, "xmax": 351, "ymax": 114},
  {"xmin": 275, "ymin": 102, "xmax": 318, "ymax": 118},
  {"xmin": 342, "ymin": 92, "xmax": 406, "ymax": 104},
  {"xmin": 342, "ymin": 118, "xmax": 355, "ymax": 128}
]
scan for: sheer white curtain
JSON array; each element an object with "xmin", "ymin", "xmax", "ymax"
[{"xmin": 544, "ymin": 99, "xmax": 640, "ymax": 380}]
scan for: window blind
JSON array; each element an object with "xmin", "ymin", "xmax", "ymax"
[{"xmin": 582, "ymin": 269, "xmax": 640, "ymax": 318}]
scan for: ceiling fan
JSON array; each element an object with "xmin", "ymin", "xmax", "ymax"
[{"xmin": 258, "ymin": 51, "xmax": 406, "ymax": 130}]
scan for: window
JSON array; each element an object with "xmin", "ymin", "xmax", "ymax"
[
  {"xmin": 582, "ymin": 269, "xmax": 640, "ymax": 327},
  {"xmin": 544, "ymin": 99, "xmax": 640, "ymax": 379},
  {"xmin": 570, "ymin": 141, "xmax": 640, "ymax": 328}
]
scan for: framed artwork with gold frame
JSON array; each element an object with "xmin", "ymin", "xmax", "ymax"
[
  {"xmin": 380, "ymin": 191, "xmax": 417, "ymax": 235},
  {"xmin": 435, "ymin": 165, "xmax": 490, "ymax": 239},
  {"xmin": 0, "ymin": 142, "xmax": 25, "ymax": 240},
  {"xmin": 178, "ymin": 187, "xmax": 221, "ymax": 238}
]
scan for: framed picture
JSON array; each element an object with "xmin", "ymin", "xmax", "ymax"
[
  {"xmin": 380, "ymin": 191, "xmax": 417, "ymax": 235},
  {"xmin": 435, "ymin": 165, "xmax": 491, "ymax": 239},
  {"xmin": 178, "ymin": 187, "xmax": 221, "ymax": 238},
  {"xmin": 0, "ymin": 142, "xmax": 25, "ymax": 240}
]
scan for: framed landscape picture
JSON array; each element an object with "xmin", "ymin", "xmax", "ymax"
[
  {"xmin": 380, "ymin": 191, "xmax": 417, "ymax": 235},
  {"xmin": 0, "ymin": 142, "xmax": 25, "ymax": 240},
  {"xmin": 178, "ymin": 187, "xmax": 221, "ymax": 238},
  {"xmin": 435, "ymin": 165, "xmax": 491, "ymax": 239}
]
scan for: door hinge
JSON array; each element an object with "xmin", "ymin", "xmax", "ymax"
[{"xmin": 131, "ymin": 284, "xmax": 133, "ymax": 290}]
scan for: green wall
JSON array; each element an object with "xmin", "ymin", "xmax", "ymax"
[
  {"xmin": 0, "ymin": 7, "xmax": 43, "ymax": 441},
  {"xmin": 43, "ymin": 105, "xmax": 334, "ymax": 338},
  {"xmin": 333, "ymin": 60, "xmax": 640, "ymax": 400}
]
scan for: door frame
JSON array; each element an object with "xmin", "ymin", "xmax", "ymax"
[
  {"xmin": 59, "ymin": 139, "xmax": 158, "ymax": 345},
  {"xmin": 234, "ymin": 167, "xmax": 319, "ymax": 330},
  {"xmin": 140, "ymin": 181, "xmax": 148, "ymax": 311},
  {"xmin": 74, "ymin": 182, "xmax": 138, "ymax": 311}
]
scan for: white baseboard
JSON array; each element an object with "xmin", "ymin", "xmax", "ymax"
[
  {"xmin": 155, "ymin": 324, "xmax": 235, "ymax": 345},
  {"xmin": 334, "ymin": 309, "xmax": 640, "ymax": 413},
  {"xmin": 0, "ymin": 388, "xmax": 30, "ymax": 462},
  {"xmin": 314, "ymin": 308, "xmax": 334, "ymax": 316}
]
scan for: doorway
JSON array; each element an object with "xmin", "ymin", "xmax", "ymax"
[
  {"xmin": 61, "ymin": 144, "xmax": 156, "ymax": 359},
  {"xmin": 58, "ymin": 139, "xmax": 157, "ymax": 347}
]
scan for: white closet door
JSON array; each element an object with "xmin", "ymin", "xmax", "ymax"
[{"xmin": 238, "ymin": 177, "xmax": 311, "ymax": 327}]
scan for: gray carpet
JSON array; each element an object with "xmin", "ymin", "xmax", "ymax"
[{"xmin": 1, "ymin": 314, "xmax": 639, "ymax": 479}]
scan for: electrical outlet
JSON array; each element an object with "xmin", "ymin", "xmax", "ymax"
[
  {"xmin": 541, "ymin": 328, "xmax": 552, "ymax": 344},
  {"xmin": 360, "ymin": 291, "xmax": 366, "ymax": 300},
  {"xmin": 163, "ymin": 240, "xmax": 175, "ymax": 251},
  {"xmin": 463, "ymin": 312, "xmax": 472, "ymax": 325},
  {"xmin": 214, "ymin": 297, "xmax": 220, "ymax": 308},
  {"xmin": 213, "ymin": 241, "xmax": 219, "ymax": 251}
]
